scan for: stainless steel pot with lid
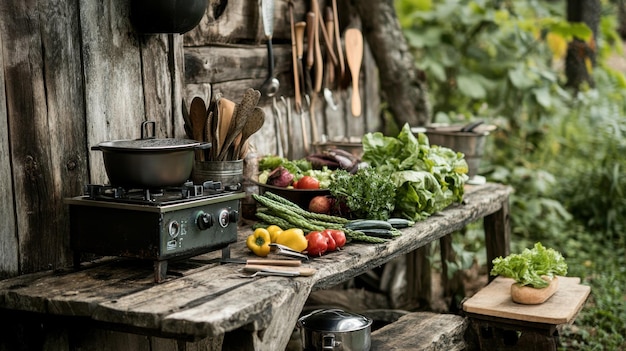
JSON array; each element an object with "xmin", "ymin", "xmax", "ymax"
[
  {"xmin": 298, "ymin": 308, "xmax": 372, "ymax": 351},
  {"xmin": 92, "ymin": 121, "xmax": 211, "ymax": 188}
]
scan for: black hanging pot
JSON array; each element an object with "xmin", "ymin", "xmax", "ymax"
[{"xmin": 130, "ymin": 0, "xmax": 207, "ymax": 34}]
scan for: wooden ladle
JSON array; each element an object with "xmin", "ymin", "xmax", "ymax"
[{"xmin": 344, "ymin": 28, "xmax": 363, "ymax": 117}]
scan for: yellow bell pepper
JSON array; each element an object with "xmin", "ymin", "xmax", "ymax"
[
  {"xmin": 275, "ymin": 228, "xmax": 307, "ymax": 252},
  {"xmin": 246, "ymin": 228, "xmax": 271, "ymax": 257},
  {"xmin": 266, "ymin": 225, "xmax": 283, "ymax": 243}
]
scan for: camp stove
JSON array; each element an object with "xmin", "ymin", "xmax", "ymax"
[{"xmin": 66, "ymin": 181, "xmax": 244, "ymax": 283}]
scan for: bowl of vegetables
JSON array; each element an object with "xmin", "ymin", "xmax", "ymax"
[{"xmin": 256, "ymin": 156, "xmax": 333, "ymax": 209}]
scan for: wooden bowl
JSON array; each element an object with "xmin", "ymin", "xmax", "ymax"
[{"xmin": 255, "ymin": 181, "xmax": 330, "ymax": 209}]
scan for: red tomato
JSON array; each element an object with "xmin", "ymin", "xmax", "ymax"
[
  {"xmin": 328, "ymin": 229, "xmax": 346, "ymax": 248},
  {"xmin": 295, "ymin": 175, "xmax": 320, "ymax": 189},
  {"xmin": 321, "ymin": 230, "xmax": 337, "ymax": 251},
  {"xmin": 305, "ymin": 231, "xmax": 328, "ymax": 256}
]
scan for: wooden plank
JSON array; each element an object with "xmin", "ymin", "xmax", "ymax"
[
  {"xmin": 183, "ymin": 0, "xmax": 310, "ymax": 46},
  {"xmin": 484, "ymin": 197, "xmax": 510, "ymax": 278},
  {"xmin": 1, "ymin": 0, "xmax": 86, "ymax": 275},
  {"xmin": 79, "ymin": 0, "xmax": 145, "ymax": 185},
  {"xmin": 371, "ymin": 312, "xmax": 467, "ymax": 351},
  {"xmin": 462, "ymin": 276, "xmax": 591, "ymax": 325},
  {"xmin": 0, "ymin": 14, "xmax": 18, "ymax": 278}
]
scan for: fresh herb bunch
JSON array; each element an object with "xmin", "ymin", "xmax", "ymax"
[
  {"xmin": 491, "ymin": 242, "xmax": 568, "ymax": 288},
  {"xmin": 329, "ymin": 168, "xmax": 396, "ymax": 220}
]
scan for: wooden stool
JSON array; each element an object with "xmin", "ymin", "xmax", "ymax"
[{"xmin": 462, "ymin": 276, "xmax": 590, "ymax": 350}]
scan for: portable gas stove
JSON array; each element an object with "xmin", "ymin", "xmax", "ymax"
[{"xmin": 66, "ymin": 181, "xmax": 245, "ymax": 283}]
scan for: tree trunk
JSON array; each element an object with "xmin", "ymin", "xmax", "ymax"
[
  {"xmin": 351, "ymin": 0, "xmax": 430, "ymax": 127},
  {"xmin": 565, "ymin": 0, "xmax": 600, "ymax": 89}
]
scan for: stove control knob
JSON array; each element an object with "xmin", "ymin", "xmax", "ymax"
[
  {"xmin": 229, "ymin": 210, "xmax": 240, "ymax": 224},
  {"xmin": 196, "ymin": 212, "xmax": 213, "ymax": 230},
  {"xmin": 168, "ymin": 220, "xmax": 180, "ymax": 238},
  {"xmin": 218, "ymin": 209, "xmax": 230, "ymax": 228}
]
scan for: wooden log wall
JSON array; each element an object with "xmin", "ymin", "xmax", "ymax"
[
  {"xmin": 182, "ymin": 0, "xmax": 380, "ymax": 159},
  {"xmin": 0, "ymin": 0, "xmax": 382, "ymax": 279}
]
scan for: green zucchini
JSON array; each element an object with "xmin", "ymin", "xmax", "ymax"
[
  {"xmin": 357, "ymin": 228, "xmax": 401, "ymax": 238},
  {"xmin": 344, "ymin": 219, "xmax": 393, "ymax": 231},
  {"xmin": 387, "ymin": 218, "xmax": 415, "ymax": 229}
]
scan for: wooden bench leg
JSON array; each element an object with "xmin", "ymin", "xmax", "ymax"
[
  {"xmin": 483, "ymin": 198, "xmax": 510, "ymax": 281},
  {"xmin": 469, "ymin": 318, "xmax": 559, "ymax": 351}
]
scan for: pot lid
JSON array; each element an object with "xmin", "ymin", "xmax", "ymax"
[
  {"xmin": 97, "ymin": 138, "xmax": 201, "ymax": 151},
  {"xmin": 298, "ymin": 309, "xmax": 372, "ymax": 332}
]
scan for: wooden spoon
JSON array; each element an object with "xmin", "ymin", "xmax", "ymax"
[
  {"xmin": 216, "ymin": 97, "xmax": 236, "ymax": 158},
  {"xmin": 235, "ymin": 107, "xmax": 265, "ymax": 159},
  {"xmin": 218, "ymin": 88, "xmax": 261, "ymax": 160},
  {"xmin": 189, "ymin": 97, "xmax": 207, "ymax": 160},
  {"xmin": 345, "ymin": 28, "xmax": 363, "ymax": 117}
]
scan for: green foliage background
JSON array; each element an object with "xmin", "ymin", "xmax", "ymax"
[{"xmin": 395, "ymin": 0, "xmax": 626, "ymax": 349}]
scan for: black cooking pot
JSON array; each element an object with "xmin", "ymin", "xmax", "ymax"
[
  {"xmin": 298, "ymin": 309, "xmax": 373, "ymax": 351},
  {"xmin": 92, "ymin": 121, "xmax": 211, "ymax": 188},
  {"xmin": 130, "ymin": 0, "xmax": 207, "ymax": 34}
]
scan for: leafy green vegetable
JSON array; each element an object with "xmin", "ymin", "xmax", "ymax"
[
  {"xmin": 259, "ymin": 156, "xmax": 312, "ymax": 175},
  {"xmin": 329, "ymin": 168, "xmax": 397, "ymax": 220},
  {"xmin": 490, "ymin": 242, "xmax": 568, "ymax": 288},
  {"xmin": 362, "ymin": 123, "xmax": 469, "ymax": 221}
]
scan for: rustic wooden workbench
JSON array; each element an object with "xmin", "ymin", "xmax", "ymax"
[{"xmin": 0, "ymin": 183, "xmax": 511, "ymax": 351}]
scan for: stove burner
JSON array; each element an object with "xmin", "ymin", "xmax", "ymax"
[{"xmin": 84, "ymin": 181, "xmax": 240, "ymax": 206}]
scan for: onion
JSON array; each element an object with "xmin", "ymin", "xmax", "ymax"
[{"xmin": 309, "ymin": 195, "xmax": 334, "ymax": 214}]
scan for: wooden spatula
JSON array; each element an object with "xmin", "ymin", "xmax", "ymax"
[{"xmin": 345, "ymin": 28, "xmax": 363, "ymax": 117}]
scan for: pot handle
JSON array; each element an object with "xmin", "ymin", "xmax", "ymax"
[
  {"xmin": 195, "ymin": 142, "xmax": 212, "ymax": 150},
  {"xmin": 141, "ymin": 121, "xmax": 157, "ymax": 140}
]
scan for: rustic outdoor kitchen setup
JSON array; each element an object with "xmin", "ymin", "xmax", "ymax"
[{"xmin": 0, "ymin": 1, "xmax": 513, "ymax": 350}]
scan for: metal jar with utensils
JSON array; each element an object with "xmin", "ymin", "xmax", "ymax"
[
  {"xmin": 298, "ymin": 308, "xmax": 373, "ymax": 351},
  {"xmin": 91, "ymin": 121, "xmax": 211, "ymax": 188}
]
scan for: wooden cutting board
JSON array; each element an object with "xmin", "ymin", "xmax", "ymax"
[{"xmin": 463, "ymin": 276, "xmax": 590, "ymax": 325}]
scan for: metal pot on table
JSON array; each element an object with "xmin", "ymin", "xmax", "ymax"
[
  {"xmin": 298, "ymin": 308, "xmax": 373, "ymax": 351},
  {"xmin": 91, "ymin": 121, "xmax": 211, "ymax": 188}
]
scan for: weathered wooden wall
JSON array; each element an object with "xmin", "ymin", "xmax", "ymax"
[
  {"xmin": 182, "ymin": 0, "xmax": 380, "ymax": 158},
  {"xmin": 0, "ymin": 0, "xmax": 381, "ymax": 278},
  {"xmin": 0, "ymin": 0, "xmax": 185, "ymax": 278}
]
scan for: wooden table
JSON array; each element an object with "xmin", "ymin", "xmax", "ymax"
[
  {"xmin": 462, "ymin": 276, "xmax": 591, "ymax": 350},
  {"xmin": 0, "ymin": 183, "xmax": 511, "ymax": 351}
]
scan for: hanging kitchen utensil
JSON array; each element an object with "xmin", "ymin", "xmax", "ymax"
[
  {"xmin": 332, "ymin": 0, "xmax": 345, "ymax": 80},
  {"xmin": 311, "ymin": 1, "xmax": 323, "ymax": 94},
  {"xmin": 345, "ymin": 28, "xmax": 363, "ymax": 117},
  {"xmin": 323, "ymin": 7, "xmax": 338, "ymax": 111},
  {"xmin": 288, "ymin": 1, "xmax": 302, "ymax": 113},
  {"xmin": 271, "ymin": 96, "xmax": 284, "ymax": 157},
  {"xmin": 260, "ymin": 0, "xmax": 280, "ymax": 97},
  {"xmin": 295, "ymin": 21, "xmax": 312, "ymax": 97},
  {"xmin": 235, "ymin": 106, "xmax": 266, "ymax": 159}
]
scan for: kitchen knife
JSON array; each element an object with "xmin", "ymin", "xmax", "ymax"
[
  {"xmin": 221, "ymin": 258, "xmax": 302, "ymax": 266},
  {"xmin": 243, "ymin": 265, "xmax": 317, "ymax": 277}
]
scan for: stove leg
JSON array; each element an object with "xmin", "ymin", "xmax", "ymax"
[
  {"xmin": 155, "ymin": 260, "xmax": 168, "ymax": 283},
  {"xmin": 221, "ymin": 246, "xmax": 231, "ymax": 259},
  {"xmin": 73, "ymin": 252, "xmax": 81, "ymax": 269}
]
